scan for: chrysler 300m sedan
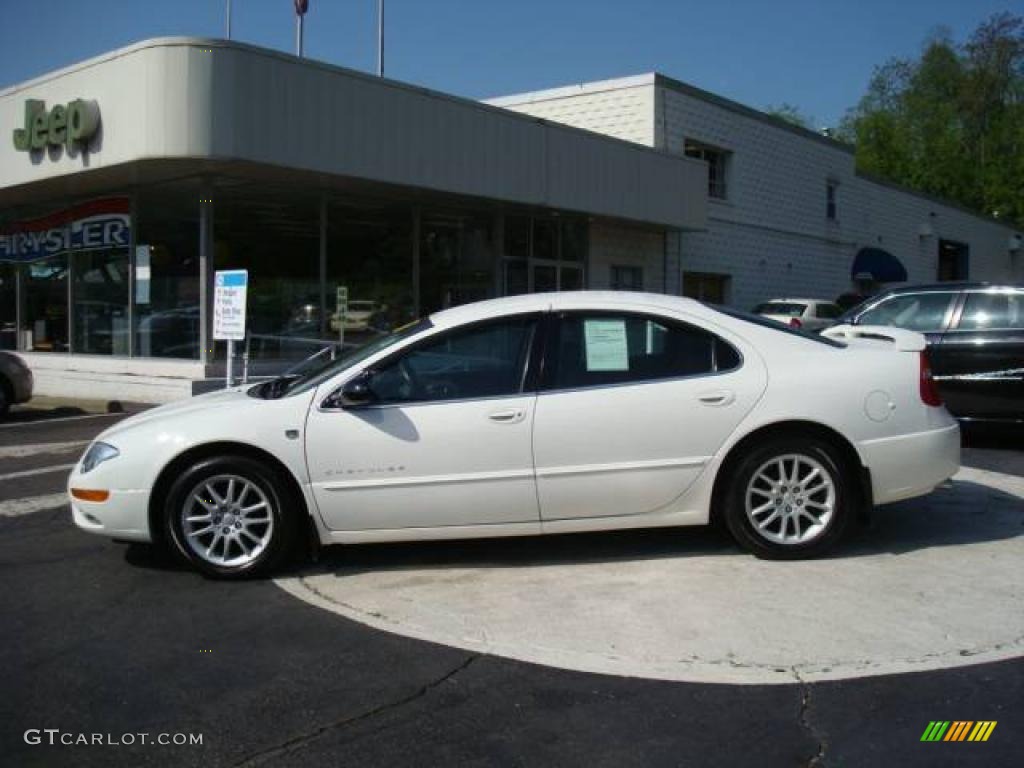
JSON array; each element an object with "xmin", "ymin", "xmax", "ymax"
[{"xmin": 70, "ymin": 292, "xmax": 960, "ymax": 577}]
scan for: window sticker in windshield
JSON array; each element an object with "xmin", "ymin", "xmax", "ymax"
[{"xmin": 584, "ymin": 318, "xmax": 629, "ymax": 372}]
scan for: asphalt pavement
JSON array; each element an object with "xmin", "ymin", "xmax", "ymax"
[{"xmin": 1, "ymin": 406, "xmax": 1020, "ymax": 767}]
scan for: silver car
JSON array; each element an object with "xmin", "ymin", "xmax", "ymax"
[{"xmin": 0, "ymin": 351, "xmax": 33, "ymax": 417}]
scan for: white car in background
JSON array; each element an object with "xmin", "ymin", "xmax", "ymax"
[
  {"xmin": 753, "ymin": 298, "xmax": 843, "ymax": 331},
  {"xmin": 69, "ymin": 292, "xmax": 959, "ymax": 578}
]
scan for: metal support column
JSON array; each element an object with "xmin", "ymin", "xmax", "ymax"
[
  {"xmin": 14, "ymin": 264, "xmax": 22, "ymax": 351},
  {"xmin": 199, "ymin": 183, "xmax": 215, "ymax": 367},
  {"xmin": 127, "ymin": 192, "xmax": 137, "ymax": 357},
  {"xmin": 319, "ymin": 194, "xmax": 327, "ymax": 337},
  {"xmin": 412, "ymin": 206, "xmax": 421, "ymax": 318}
]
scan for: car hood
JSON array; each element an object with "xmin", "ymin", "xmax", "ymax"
[{"xmin": 95, "ymin": 386, "xmax": 259, "ymax": 443}]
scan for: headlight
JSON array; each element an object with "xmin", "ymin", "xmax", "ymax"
[{"xmin": 80, "ymin": 442, "xmax": 120, "ymax": 474}]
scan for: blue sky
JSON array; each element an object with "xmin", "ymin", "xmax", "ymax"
[{"xmin": 0, "ymin": 0, "xmax": 1014, "ymax": 127}]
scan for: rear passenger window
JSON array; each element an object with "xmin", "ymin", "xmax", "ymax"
[
  {"xmin": 545, "ymin": 313, "xmax": 740, "ymax": 390},
  {"xmin": 958, "ymin": 292, "xmax": 1024, "ymax": 330},
  {"xmin": 857, "ymin": 293, "xmax": 955, "ymax": 332}
]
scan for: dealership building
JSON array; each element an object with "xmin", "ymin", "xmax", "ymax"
[{"xmin": 1, "ymin": 38, "xmax": 1021, "ymax": 403}]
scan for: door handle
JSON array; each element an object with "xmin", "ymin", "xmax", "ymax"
[
  {"xmin": 698, "ymin": 390, "xmax": 735, "ymax": 406},
  {"xmin": 488, "ymin": 409, "xmax": 525, "ymax": 423}
]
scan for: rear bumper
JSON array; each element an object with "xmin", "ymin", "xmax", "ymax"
[{"xmin": 858, "ymin": 422, "xmax": 960, "ymax": 505}]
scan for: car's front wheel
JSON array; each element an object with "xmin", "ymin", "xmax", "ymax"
[
  {"xmin": 164, "ymin": 455, "xmax": 299, "ymax": 578},
  {"xmin": 723, "ymin": 436, "xmax": 854, "ymax": 559}
]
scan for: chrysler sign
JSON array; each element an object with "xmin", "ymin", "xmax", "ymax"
[
  {"xmin": 0, "ymin": 198, "xmax": 130, "ymax": 263},
  {"xmin": 12, "ymin": 99, "xmax": 100, "ymax": 152}
]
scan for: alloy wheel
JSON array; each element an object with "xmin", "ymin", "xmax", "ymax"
[
  {"xmin": 180, "ymin": 474, "xmax": 275, "ymax": 568},
  {"xmin": 744, "ymin": 454, "xmax": 836, "ymax": 545}
]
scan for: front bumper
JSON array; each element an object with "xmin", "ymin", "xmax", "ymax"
[
  {"xmin": 859, "ymin": 423, "xmax": 960, "ymax": 505},
  {"xmin": 69, "ymin": 481, "xmax": 151, "ymax": 543}
]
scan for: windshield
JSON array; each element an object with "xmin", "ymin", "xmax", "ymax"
[
  {"xmin": 753, "ymin": 302, "xmax": 806, "ymax": 317},
  {"xmin": 709, "ymin": 305, "xmax": 846, "ymax": 348},
  {"xmin": 276, "ymin": 318, "xmax": 433, "ymax": 397}
]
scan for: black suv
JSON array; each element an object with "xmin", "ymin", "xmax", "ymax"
[{"xmin": 838, "ymin": 283, "xmax": 1023, "ymax": 424}]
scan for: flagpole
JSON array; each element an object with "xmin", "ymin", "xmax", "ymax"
[{"xmin": 377, "ymin": 0, "xmax": 384, "ymax": 76}]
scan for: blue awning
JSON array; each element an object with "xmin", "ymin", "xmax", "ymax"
[{"xmin": 851, "ymin": 247, "xmax": 907, "ymax": 283}]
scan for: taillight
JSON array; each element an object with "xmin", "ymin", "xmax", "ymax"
[
  {"xmin": 919, "ymin": 351, "xmax": 942, "ymax": 406},
  {"xmin": 789, "ymin": 318, "xmax": 803, "ymax": 329}
]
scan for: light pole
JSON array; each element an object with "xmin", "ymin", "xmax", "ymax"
[{"xmin": 225, "ymin": 0, "xmax": 232, "ymax": 39}]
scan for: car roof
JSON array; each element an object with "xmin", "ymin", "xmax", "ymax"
[
  {"xmin": 427, "ymin": 291, "xmax": 712, "ymax": 328},
  {"xmin": 876, "ymin": 282, "xmax": 1017, "ymax": 294},
  {"xmin": 759, "ymin": 298, "xmax": 833, "ymax": 305}
]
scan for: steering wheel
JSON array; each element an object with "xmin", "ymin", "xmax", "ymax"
[{"xmin": 423, "ymin": 378, "xmax": 461, "ymax": 400}]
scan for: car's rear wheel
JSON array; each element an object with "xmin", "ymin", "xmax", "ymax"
[
  {"xmin": 723, "ymin": 436, "xmax": 853, "ymax": 559},
  {"xmin": 164, "ymin": 455, "xmax": 298, "ymax": 578}
]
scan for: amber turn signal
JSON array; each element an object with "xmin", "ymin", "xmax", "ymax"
[{"xmin": 71, "ymin": 488, "xmax": 110, "ymax": 503}]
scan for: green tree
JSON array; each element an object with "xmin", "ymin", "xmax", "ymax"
[
  {"xmin": 841, "ymin": 13, "xmax": 1024, "ymax": 223},
  {"xmin": 765, "ymin": 102, "xmax": 815, "ymax": 130}
]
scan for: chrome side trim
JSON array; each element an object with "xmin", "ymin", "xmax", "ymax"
[{"xmin": 536, "ymin": 456, "xmax": 709, "ymax": 479}]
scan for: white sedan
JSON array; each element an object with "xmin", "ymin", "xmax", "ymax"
[
  {"xmin": 69, "ymin": 292, "xmax": 960, "ymax": 578},
  {"xmin": 753, "ymin": 298, "xmax": 843, "ymax": 331}
]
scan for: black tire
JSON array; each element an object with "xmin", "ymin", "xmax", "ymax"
[
  {"xmin": 0, "ymin": 376, "xmax": 10, "ymax": 418},
  {"xmin": 164, "ymin": 455, "xmax": 299, "ymax": 579},
  {"xmin": 722, "ymin": 436, "xmax": 854, "ymax": 560}
]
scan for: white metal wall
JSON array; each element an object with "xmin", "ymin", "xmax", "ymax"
[{"xmin": 493, "ymin": 74, "xmax": 1023, "ymax": 308}]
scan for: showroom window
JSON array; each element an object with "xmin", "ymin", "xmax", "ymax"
[
  {"xmin": 368, "ymin": 315, "xmax": 537, "ymax": 404},
  {"xmin": 420, "ymin": 210, "xmax": 497, "ymax": 316},
  {"xmin": 326, "ymin": 198, "xmax": 415, "ymax": 354},
  {"xmin": 23, "ymin": 255, "xmax": 69, "ymax": 352},
  {"xmin": 503, "ymin": 215, "xmax": 587, "ymax": 294},
  {"xmin": 72, "ymin": 247, "xmax": 130, "ymax": 355},
  {"xmin": 135, "ymin": 182, "xmax": 201, "ymax": 359},
  {"xmin": 544, "ymin": 313, "xmax": 740, "ymax": 390},
  {"xmin": 610, "ymin": 265, "xmax": 644, "ymax": 291},
  {"xmin": 215, "ymin": 182, "xmax": 321, "ymax": 364},
  {"xmin": 0, "ymin": 264, "xmax": 15, "ymax": 350}
]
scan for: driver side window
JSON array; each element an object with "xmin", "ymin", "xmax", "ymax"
[{"xmin": 368, "ymin": 316, "xmax": 537, "ymax": 404}]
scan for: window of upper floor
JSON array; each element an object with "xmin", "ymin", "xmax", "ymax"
[
  {"xmin": 684, "ymin": 140, "xmax": 730, "ymax": 200},
  {"xmin": 826, "ymin": 180, "xmax": 838, "ymax": 221}
]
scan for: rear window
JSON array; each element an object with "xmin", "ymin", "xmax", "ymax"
[
  {"xmin": 753, "ymin": 302, "xmax": 806, "ymax": 317},
  {"xmin": 957, "ymin": 291, "xmax": 1024, "ymax": 330},
  {"xmin": 711, "ymin": 306, "xmax": 846, "ymax": 348}
]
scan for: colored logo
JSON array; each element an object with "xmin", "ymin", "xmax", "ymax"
[
  {"xmin": 921, "ymin": 721, "xmax": 997, "ymax": 742},
  {"xmin": 13, "ymin": 99, "xmax": 100, "ymax": 152}
]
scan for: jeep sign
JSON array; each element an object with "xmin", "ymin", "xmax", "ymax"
[{"xmin": 12, "ymin": 99, "xmax": 100, "ymax": 152}]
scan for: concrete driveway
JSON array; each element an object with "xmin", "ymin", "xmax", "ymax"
[{"xmin": 278, "ymin": 457, "xmax": 1024, "ymax": 685}]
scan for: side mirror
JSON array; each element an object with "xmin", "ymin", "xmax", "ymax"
[{"xmin": 338, "ymin": 371, "xmax": 377, "ymax": 408}]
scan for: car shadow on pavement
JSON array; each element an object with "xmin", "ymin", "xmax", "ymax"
[
  {"xmin": 293, "ymin": 478, "xmax": 1022, "ymax": 579},
  {"xmin": 3, "ymin": 406, "xmax": 90, "ymax": 423}
]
